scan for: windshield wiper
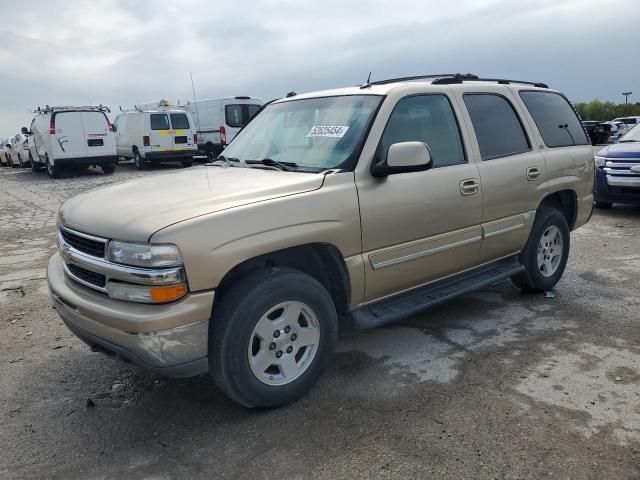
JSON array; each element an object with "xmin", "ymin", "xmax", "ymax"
[
  {"xmin": 207, "ymin": 155, "xmax": 239, "ymax": 167},
  {"xmin": 246, "ymin": 158, "xmax": 298, "ymax": 171}
]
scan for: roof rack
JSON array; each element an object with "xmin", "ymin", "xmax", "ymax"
[
  {"xmin": 363, "ymin": 73, "xmax": 549, "ymax": 89},
  {"xmin": 366, "ymin": 73, "xmax": 467, "ymax": 87},
  {"xmin": 431, "ymin": 74, "xmax": 549, "ymax": 88},
  {"xmin": 34, "ymin": 105, "xmax": 111, "ymax": 114}
]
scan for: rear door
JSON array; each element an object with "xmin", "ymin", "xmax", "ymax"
[
  {"xmin": 224, "ymin": 103, "xmax": 262, "ymax": 142},
  {"xmin": 452, "ymin": 87, "xmax": 548, "ymax": 263},
  {"xmin": 80, "ymin": 111, "xmax": 114, "ymax": 157},
  {"xmin": 52, "ymin": 112, "xmax": 87, "ymax": 158},
  {"xmin": 169, "ymin": 112, "xmax": 194, "ymax": 151},
  {"xmin": 149, "ymin": 113, "xmax": 172, "ymax": 152}
]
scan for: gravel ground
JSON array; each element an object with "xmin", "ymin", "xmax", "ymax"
[{"xmin": 1, "ymin": 159, "xmax": 639, "ymax": 479}]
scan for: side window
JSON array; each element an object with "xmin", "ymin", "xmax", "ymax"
[
  {"xmin": 463, "ymin": 94, "xmax": 530, "ymax": 160},
  {"xmin": 150, "ymin": 114, "xmax": 169, "ymax": 130},
  {"xmin": 519, "ymin": 91, "xmax": 589, "ymax": 147},
  {"xmin": 378, "ymin": 94, "xmax": 465, "ymax": 168}
]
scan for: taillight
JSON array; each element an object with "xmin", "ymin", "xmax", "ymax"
[
  {"xmin": 49, "ymin": 117, "xmax": 55, "ymax": 135},
  {"xmin": 143, "ymin": 136, "xmax": 150, "ymax": 147},
  {"xmin": 220, "ymin": 126, "xmax": 226, "ymax": 145},
  {"xmin": 193, "ymin": 133, "xmax": 197, "ymax": 143}
]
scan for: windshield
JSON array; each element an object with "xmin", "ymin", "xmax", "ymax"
[
  {"xmin": 222, "ymin": 95, "xmax": 382, "ymax": 171},
  {"xmin": 619, "ymin": 123, "xmax": 640, "ymax": 142}
]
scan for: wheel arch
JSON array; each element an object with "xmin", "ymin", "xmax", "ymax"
[
  {"xmin": 216, "ymin": 243, "xmax": 351, "ymax": 315},
  {"xmin": 537, "ymin": 189, "xmax": 577, "ymax": 230}
]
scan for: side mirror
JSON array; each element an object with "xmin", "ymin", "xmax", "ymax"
[
  {"xmin": 371, "ymin": 141, "xmax": 433, "ymax": 177},
  {"xmin": 21, "ymin": 127, "xmax": 29, "ymax": 135}
]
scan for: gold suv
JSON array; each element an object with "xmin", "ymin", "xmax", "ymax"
[{"xmin": 48, "ymin": 74, "xmax": 594, "ymax": 407}]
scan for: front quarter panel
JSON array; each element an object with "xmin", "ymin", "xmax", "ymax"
[{"xmin": 150, "ymin": 173, "xmax": 362, "ymax": 295}]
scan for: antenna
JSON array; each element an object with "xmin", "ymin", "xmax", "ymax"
[
  {"xmin": 190, "ymin": 72, "xmax": 202, "ymax": 137},
  {"xmin": 359, "ymin": 72, "xmax": 373, "ymax": 89}
]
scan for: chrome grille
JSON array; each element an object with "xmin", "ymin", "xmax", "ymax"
[
  {"xmin": 602, "ymin": 157, "xmax": 640, "ymax": 188},
  {"xmin": 67, "ymin": 264, "xmax": 106, "ymax": 288},
  {"xmin": 59, "ymin": 225, "xmax": 107, "ymax": 258}
]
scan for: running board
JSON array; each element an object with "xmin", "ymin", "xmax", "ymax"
[{"xmin": 350, "ymin": 256, "xmax": 525, "ymax": 329}]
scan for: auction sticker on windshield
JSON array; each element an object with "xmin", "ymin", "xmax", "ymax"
[{"xmin": 306, "ymin": 126, "xmax": 350, "ymax": 138}]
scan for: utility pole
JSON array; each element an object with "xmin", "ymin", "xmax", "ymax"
[{"xmin": 622, "ymin": 91, "xmax": 632, "ymax": 105}]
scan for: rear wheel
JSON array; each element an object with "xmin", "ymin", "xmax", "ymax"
[
  {"xmin": 210, "ymin": 268, "xmax": 338, "ymax": 408},
  {"xmin": 45, "ymin": 155, "xmax": 61, "ymax": 179},
  {"xmin": 133, "ymin": 150, "xmax": 146, "ymax": 170},
  {"xmin": 182, "ymin": 158, "xmax": 193, "ymax": 168},
  {"xmin": 101, "ymin": 164, "xmax": 116, "ymax": 174},
  {"xmin": 511, "ymin": 208, "xmax": 570, "ymax": 292},
  {"xmin": 595, "ymin": 201, "xmax": 613, "ymax": 209},
  {"xmin": 30, "ymin": 152, "xmax": 42, "ymax": 172}
]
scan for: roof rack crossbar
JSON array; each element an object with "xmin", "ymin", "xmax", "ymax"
[
  {"xmin": 432, "ymin": 76, "xmax": 549, "ymax": 88},
  {"xmin": 368, "ymin": 73, "xmax": 478, "ymax": 86},
  {"xmin": 35, "ymin": 105, "xmax": 111, "ymax": 114}
]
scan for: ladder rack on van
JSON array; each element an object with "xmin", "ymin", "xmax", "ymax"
[
  {"xmin": 35, "ymin": 105, "xmax": 111, "ymax": 114},
  {"xmin": 364, "ymin": 73, "xmax": 549, "ymax": 89}
]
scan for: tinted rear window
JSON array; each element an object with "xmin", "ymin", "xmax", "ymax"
[
  {"xmin": 170, "ymin": 113, "xmax": 190, "ymax": 129},
  {"xmin": 519, "ymin": 91, "xmax": 589, "ymax": 147},
  {"xmin": 463, "ymin": 94, "xmax": 530, "ymax": 160},
  {"xmin": 150, "ymin": 114, "xmax": 169, "ymax": 130},
  {"xmin": 225, "ymin": 104, "xmax": 261, "ymax": 128}
]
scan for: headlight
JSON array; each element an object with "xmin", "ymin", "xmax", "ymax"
[
  {"xmin": 107, "ymin": 241, "xmax": 183, "ymax": 268},
  {"xmin": 594, "ymin": 156, "xmax": 606, "ymax": 167}
]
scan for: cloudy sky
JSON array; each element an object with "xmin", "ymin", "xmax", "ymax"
[{"xmin": 0, "ymin": 0, "xmax": 639, "ymax": 138}]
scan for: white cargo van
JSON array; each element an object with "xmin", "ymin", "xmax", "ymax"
[
  {"xmin": 184, "ymin": 96, "xmax": 263, "ymax": 159},
  {"xmin": 113, "ymin": 102, "xmax": 197, "ymax": 170},
  {"xmin": 28, "ymin": 106, "xmax": 117, "ymax": 178}
]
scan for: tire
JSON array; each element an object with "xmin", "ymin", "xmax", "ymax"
[
  {"xmin": 133, "ymin": 150, "xmax": 146, "ymax": 170},
  {"xmin": 511, "ymin": 208, "xmax": 570, "ymax": 293},
  {"xmin": 101, "ymin": 164, "xmax": 116, "ymax": 174},
  {"xmin": 30, "ymin": 152, "xmax": 42, "ymax": 172},
  {"xmin": 595, "ymin": 201, "xmax": 613, "ymax": 209},
  {"xmin": 210, "ymin": 268, "xmax": 338, "ymax": 408},
  {"xmin": 10, "ymin": 156, "xmax": 17, "ymax": 168},
  {"xmin": 182, "ymin": 159, "xmax": 193, "ymax": 168},
  {"xmin": 206, "ymin": 150, "xmax": 215, "ymax": 162},
  {"xmin": 45, "ymin": 155, "xmax": 61, "ymax": 179},
  {"xmin": 18, "ymin": 155, "xmax": 24, "ymax": 168}
]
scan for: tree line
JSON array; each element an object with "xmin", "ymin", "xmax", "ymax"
[{"xmin": 574, "ymin": 99, "xmax": 640, "ymax": 121}]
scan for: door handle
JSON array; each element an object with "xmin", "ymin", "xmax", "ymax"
[
  {"xmin": 526, "ymin": 166, "xmax": 541, "ymax": 181},
  {"xmin": 460, "ymin": 179, "xmax": 480, "ymax": 196}
]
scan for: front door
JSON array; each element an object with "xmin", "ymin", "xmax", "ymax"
[{"xmin": 356, "ymin": 93, "xmax": 483, "ymax": 302}]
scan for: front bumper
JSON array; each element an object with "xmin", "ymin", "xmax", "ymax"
[
  {"xmin": 594, "ymin": 168, "xmax": 640, "ymax": 205},
  {"xmin": 48, "ymin": 252, "xmax": 214, "ymax": 377}
]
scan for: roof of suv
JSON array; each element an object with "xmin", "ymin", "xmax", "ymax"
[{"xmin": 274, "ymin": 73, "xmax": 553, "ymax": 103}]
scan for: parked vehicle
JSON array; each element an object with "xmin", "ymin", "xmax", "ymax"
[
  {"xmin": 184, "ymin": 96, "xmax": 263, "ymax": 159},
  {"xmin": 0, "ymin": 139, "xmax": 11, "ymax": 166},
  {"xmin": 9, "ymin": 131, "xmax": 31, "ymax": 168},
  {"xmin": 612, "ymin": 116, "xmax": 640, "ymax": 129},
  {"xmin": 114, "ymin": 101, "xmax": 197, "ymax": 170},
  {"xmin": 48, "ymin": 74, "xmax": 594, "ymax": 408},
  {"xmin": 594, "ymin": 123, "xmax": 640, "ymax": 208},
  {"xmin": 604, "ymin": 121, "xmax": 629, "ymax": 143},
  {"xmin": 28, "ymin": 105, "xmax": 117, "ymax": 178},
  {"xmin": 583, "ymin": 120, "xmax": 610, "ymax": 145}
]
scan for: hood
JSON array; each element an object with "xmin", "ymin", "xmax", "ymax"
[
  {"xmin": 597, "ymin": 142, "xmax": 640, "ymax": 159},
  {"xmin": 59, "ymin": 166, "xmax": 325, "ymax": 241}
]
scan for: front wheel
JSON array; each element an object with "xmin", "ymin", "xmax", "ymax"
[
  {"xmin": 101, "ymin": 164, "xmax": 116, "ymax": 174},
  {"xmin": 511, "ymin": 208, "xmax": 570, "ymax": 292},
  {"xmin": 30, "ymin": 152, "xmax": 42, "ymax": 172},
  {"xmin": 210, "ymin": 268, "xmax": 338, "ymax": 408}
]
